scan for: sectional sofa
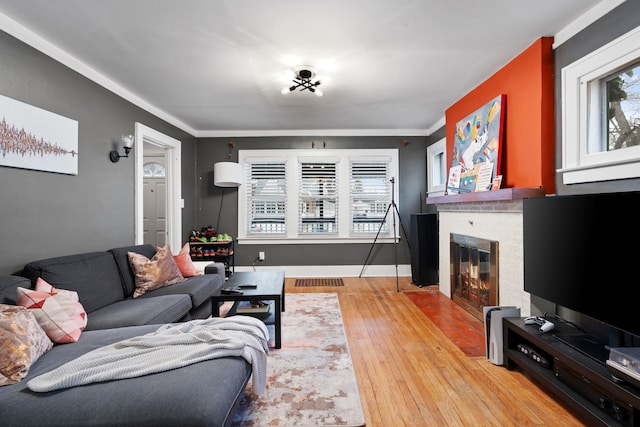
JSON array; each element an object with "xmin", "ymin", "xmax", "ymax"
[{"xmin": 0, "ymin": 244, "xmax": 256, "ymax": 427}]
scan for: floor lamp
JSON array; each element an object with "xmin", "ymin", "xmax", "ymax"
[{"xmin": 214, "ymin": 142, "xmax": 242, "ymax": 231}]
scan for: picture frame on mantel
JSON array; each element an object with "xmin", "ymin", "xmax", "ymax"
[
  {"xmin": 447, "ymin": 94, "xmax": 505, "ymax": 194},
  {"xmin": 0, "ymin": 94, "xmax": 78, "ymax": 175}
]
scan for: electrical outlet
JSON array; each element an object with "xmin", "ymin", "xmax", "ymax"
[{"xmin": 259, "ymin": 251, "xmax": 265, "ymax": 261}]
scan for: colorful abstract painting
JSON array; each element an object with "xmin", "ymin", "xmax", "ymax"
[
  {"xmin": 448, "ymin": 94, "xmax": 504, "ymax": 193},
  {"xmin": 0, "ymin": 94, "xmax": 78, "ymax": 175}
]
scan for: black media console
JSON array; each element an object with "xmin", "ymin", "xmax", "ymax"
[{"xmin": 503, "ymin": 317, "xmax": 640, "ymax": 426}]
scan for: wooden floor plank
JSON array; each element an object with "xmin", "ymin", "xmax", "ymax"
[{"xmin": 284, "ymin": 276, "xmax": 585, "ymax": 426}]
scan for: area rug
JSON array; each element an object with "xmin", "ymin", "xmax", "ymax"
[
  {"xmin": 294, "ymin": 278, "xmax": 344, "ymax": 287},
  {"xmin": 232, "ymin": 293, "xmax": 365, "ymax": 427}
]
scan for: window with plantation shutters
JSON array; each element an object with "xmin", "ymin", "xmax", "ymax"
[
  {"xmin": 245, "ymin": 161, "xmax": 286, "ymax": 235},
  {"xmin": 238, "ymin": 149, "xmax": 398, "ymax": 243},
  {"xmin": 298, "ymin": 161, "xmax": 338, "ymax": 234},
  {"xmin": 350, "ymin": 160, "xmax": 390, "ymax": 234}
]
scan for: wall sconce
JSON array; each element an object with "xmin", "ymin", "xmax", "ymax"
[
  {"xmin": 109, "ymin": 134, "xmax": 134, "ymax": 162},
  {"xmin": 213, "ymin": 141, "xmax": 242, "ymax": 187}
]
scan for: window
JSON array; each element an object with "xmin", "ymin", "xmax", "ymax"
[
  {"xmin": 245, "ymin": 161, "xmax": 287, "ymax": 235},
  {"xmin": 426, "ymin": 137, "xmax": 446, "ymax": 196},
  {"xmin": 299, "ymin": 161, "xmax": 337, "ymax": 234},
  {"xmin": 350, "ymin": 161, "xmax": 390, "ymax": 233},
  {"xmin": 604, "ymin": 62, "xmax": 640, "ymax": 151},
  {"xmin": 238, "ymin": 149, "xmax": 399, "ymax": 244},
  {"xmin": 560, "ymin": 25, "xmax": 640, "ymax": 184},
  {"xmin": 143, "ymin": 162, "xmax": 166, "ymax": 178}
]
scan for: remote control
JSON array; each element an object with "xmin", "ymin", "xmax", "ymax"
[
  {"xmin": 524, "ymin": 316, "xmax": 555, "ymax": 332},
  {"xmin": 237, "ymin": 284, "xmax": 257, "ymax": 289},
  {"xmin": 221, "ymin": 287, "xmax": 243, "ymax": 295}
]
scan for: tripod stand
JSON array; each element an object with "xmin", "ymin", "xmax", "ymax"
[{"xmin": 359, "ymin": 177, "xmax": 410, "ymax": 292}]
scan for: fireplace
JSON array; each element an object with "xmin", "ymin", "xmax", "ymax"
[
  {"xmin": 428, "ymin": 193, "xmax": 536, "ymax": 319},
  {"xmin": 450, "ymin": 233, "xmax": 498, "ymax": 320}
]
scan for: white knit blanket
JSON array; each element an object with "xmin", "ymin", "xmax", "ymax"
[{"xmin": 27, "ymin": 316, "xmax": 269, "ymax": 394}]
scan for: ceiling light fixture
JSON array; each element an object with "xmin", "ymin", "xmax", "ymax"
[{"xmin": 281, "ymin": 66, "xmax": 323, "ymax": 97}]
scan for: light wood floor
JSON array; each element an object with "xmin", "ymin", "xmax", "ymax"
[{"xmin": 285, "ymin": 276, "xmax": 585, "ymax": 427}]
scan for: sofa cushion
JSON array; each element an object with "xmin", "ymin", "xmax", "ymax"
[
  {"xmin": 22, "ymin": 252, "xmax": 125, "ymax": 313},
  {"xmin": 84, "ymin": 294, "xmax": 192, "ymax": 330},
  {"xmin": 0, "ymin": 324, "xmax": 252, "ymax": 427},
  {"xmin": 139, "ymin": 274, "xmax": 222, "ymax": 309},
  {"xmin": 109, "ymin": 244, "xmax": 157, "ymax": 297},
  {"xmin": 16, "ymin": 278, "xmax": 87, "ymax": 343},
  {"xmin": 0, "ymin": 276, "xmax": 31, "ymax": 305},
  {"xmin": 0, "ymin": 305, "xmax": 53, "ymax": 386},
  {"xmin": 128, "ymin": 245, "xmax": 185, "ymax": 298}
]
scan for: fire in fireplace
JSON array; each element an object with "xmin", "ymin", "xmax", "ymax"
[{"xmin": 450, "ymin": 233, "xmax": 498, "ymax": 320}]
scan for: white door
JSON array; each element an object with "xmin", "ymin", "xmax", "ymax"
[
  {"xmin": 143, "ymin": 158, "xmax": 167, "ymax": 247},
  {"xmin": 134, "ymin": 123, "xmax": 182, "ymax": 251}
]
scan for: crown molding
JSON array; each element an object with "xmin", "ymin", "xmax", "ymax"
[
  {"xmin": 0, "ymin": 12, "xmax": 197, "ymax": 136},
  {"xmin": 553, "ymin": 0, "xmax": 626, "ymax": 48},
  {"xmin": 194, "ymin": 128, "xmax": 430, "ymax": 138}
]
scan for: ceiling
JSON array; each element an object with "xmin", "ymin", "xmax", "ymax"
[{"xmin": 0, "ymin": 0, "xmax": 610, "ymax": 137}]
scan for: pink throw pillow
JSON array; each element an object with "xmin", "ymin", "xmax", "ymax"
[
  {"xmin": 16, "ymin": 278, "xmax": 88, "ymax": 344},
  {"xmin": 173, "ymin": 243, "xmax": 199, "ymax": 277}
]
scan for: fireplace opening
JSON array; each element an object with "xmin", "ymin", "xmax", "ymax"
[{"xmin": 450, "ymin": 233, "xmax": 498, "ymax": 320}]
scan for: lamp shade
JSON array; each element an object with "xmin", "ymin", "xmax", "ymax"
[{"xmin": 214, "ymin": 162, "xmax": 242, "ymax": 187}]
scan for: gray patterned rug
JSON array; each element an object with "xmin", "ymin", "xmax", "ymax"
[{"xmin": 232, "ymin": 293, "xmax": 365, "ymax": 427}]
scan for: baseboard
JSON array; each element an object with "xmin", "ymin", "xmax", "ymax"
[
  {"xmin": 234, "ymin": 264, "xmax": 411, "ymax": 277},
  {"xmin": 193, "ymin": 261, "xmax": 412, "ymax": 277}
]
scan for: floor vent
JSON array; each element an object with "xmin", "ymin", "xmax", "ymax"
[{"xmin": 294, "ymin": 278, "xmax": 344, "ymax": 287}]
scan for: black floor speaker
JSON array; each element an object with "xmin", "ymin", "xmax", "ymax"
[{"xmin": 410, "ymin": 213, "xmax": 439, "ymax": 286}]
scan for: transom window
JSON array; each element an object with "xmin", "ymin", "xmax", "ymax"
[{"xmin": 238, "ymin": 149, "xmax": 399, "ymax": 244}]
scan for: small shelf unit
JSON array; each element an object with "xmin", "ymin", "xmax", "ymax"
[{"xmin": 189, "ymin": 240, "xmax": 234, "ymax": 277}]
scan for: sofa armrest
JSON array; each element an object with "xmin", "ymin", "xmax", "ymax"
[{"xmin": 204, "ymin": 262, "xmax": 226, "ymax": 283}]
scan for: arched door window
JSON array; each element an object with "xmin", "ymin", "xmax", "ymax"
[{"xmin": 143, "ymin": 162, "xmax": 166, "ymax": 178}]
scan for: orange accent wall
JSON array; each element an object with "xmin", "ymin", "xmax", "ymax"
[{"xmin": 445, "ymin": 37, "xmax": 555, "ymax": 194}]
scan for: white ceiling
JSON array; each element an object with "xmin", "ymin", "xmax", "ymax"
[{"xmin": 0, "ymin": 0, "xmax": 614, "ymax": 137}]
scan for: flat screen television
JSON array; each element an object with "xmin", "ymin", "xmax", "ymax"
[{"xmin": 523, "ymin": 191, "xmax": 640, "ymax": 338}]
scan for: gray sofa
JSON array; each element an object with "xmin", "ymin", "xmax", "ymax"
[{"xmin": 0, "ymin": 244, "xmax": 253, "ymax": 427}]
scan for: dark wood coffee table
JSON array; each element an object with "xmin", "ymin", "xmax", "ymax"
[{"xmin": 211, "ymin": 271, "xmax": 285, "ymax": 348}]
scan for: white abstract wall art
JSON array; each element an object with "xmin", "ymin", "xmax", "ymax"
[{"xmin": 0, "ymin": 94, "xmax": 78, "ymax": 175}]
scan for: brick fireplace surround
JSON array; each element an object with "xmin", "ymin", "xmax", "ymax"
[{"xmin": 429, "ymin": 189, "xmax": 545, "ymax": 318}]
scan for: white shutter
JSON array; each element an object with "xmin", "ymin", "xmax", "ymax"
[
  {"xmin": 238, "ymin": 148, "xmax": 398, "ymax": 242},
  {"xmin": 350, "ymin": 160, "xmax": 390, "ymax": 234},
  {"xmin": 298, "ymin": 161, "xmax": 338, "ymax": 234},
  {"xmin": 246, "ymin": 161, "xmax": 287, "ymax": 235}
]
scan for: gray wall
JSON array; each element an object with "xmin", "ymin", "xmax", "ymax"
[
  {"xmin": 0, "ymin": 30, "xmax": 196, "ymax": 275},
  {"xmin": 196, "ymin": 136, "xmax": 428, "ymax": 267},
  {"xmin": 554, "ymin": 0, "xmax": 640, "ymax": 196},
  {"xmin": 9, "ymin": 0, "xmax": 634, "ymax": 277}
]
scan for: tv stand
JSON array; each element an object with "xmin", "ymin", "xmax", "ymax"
[
  {"xmin": 554, "ymin": 333, "xmax": 610, "ymax": 364},
  {"xmin": 503, "ymin": 317, "xmax": 640, "ymax": 426}
]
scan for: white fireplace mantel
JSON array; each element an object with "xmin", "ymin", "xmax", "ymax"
[{"xmin": 429, "ymin": 189, "xmax": 546, "ymax": 318}]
